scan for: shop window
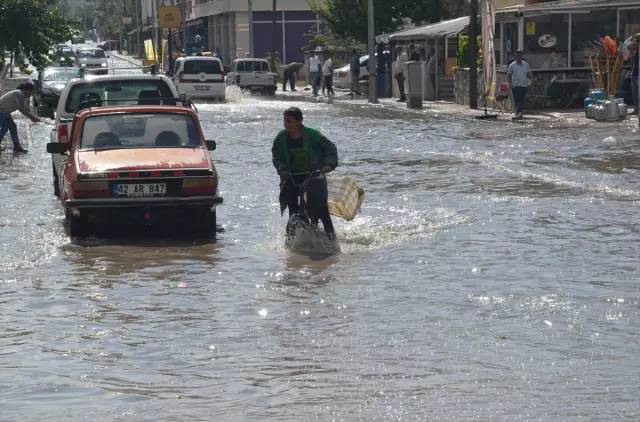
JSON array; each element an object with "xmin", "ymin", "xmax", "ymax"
[
  {"xmin": 523, "ymin": 13, "xmax": 569, "ymax": 69},
  {"xmin": 502, "ymin": 22, "xmax": 519, "ymax": 66},
  {"xmin": 620, "ymin": 8, "xmax": 640, "ymax": 40},
  {"xmin": 571, "ymin": 10, "xmax": 617, "ymax": 68}
]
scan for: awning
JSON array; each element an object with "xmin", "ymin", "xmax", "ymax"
[
  {"xmin": 497, "ymin": 0, "xmax": 640, "ymax": 14},
  {"xmin": 389, "ymin": 16, "xmax": 470, "ymax": 41},
  {"xmin": 183, "ymin": 17, "xmax": 207, "ymax": 28}
]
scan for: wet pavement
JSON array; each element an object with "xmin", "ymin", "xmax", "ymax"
[{"xmin": 1, "ymin": 54, "xmax": 639, "ymax": 421}]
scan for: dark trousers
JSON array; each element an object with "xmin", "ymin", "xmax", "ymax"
[
  {"xmin": 0, "ymin": 112, "xmax": 20, "ymax": 148},
  {"xmin": 281, "ymin": 175, "xmax": 334, "ymax": 235},
  {"xmin": 512, "ymin": 86, "xmax": 527, "ymax": 114},
  {"xmin": 395, "ymin": 74, "xmax": 406, "ymax": 100},
  {"xmin": 351, "ymin": 73, "xmax": 360, "ymax": 95},
  {"xmin": 283, "ymin": 70, "xmax": 296, "ymax": 91},
  {"xmin": 632, "ymin": 77, "xmax": 638, "ymax": 112},
  {"xmin": 310, "ymin": 72, "xmax": 321, "ymax": 95},
  {"xmin": 323, "ymin": 75, "xmax": 334, "ymax": 96}
]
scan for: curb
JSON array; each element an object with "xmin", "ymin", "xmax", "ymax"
[{"xmin": 106, "ymin": 52, "xmax": 143, "ymax": 67}]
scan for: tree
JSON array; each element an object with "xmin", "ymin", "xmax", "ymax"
[
  {"xmin": 310, "ymin": 0, "xmax": 448, "ymax": 43},
  {"xmin": 0, "ymin": 0, "xmax": 77, "ymax": 69}
]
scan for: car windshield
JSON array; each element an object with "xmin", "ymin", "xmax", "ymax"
[
  {"xmin": 80, "ymin": 113, "xmax": 202, "ymax": 150},
  {"xmin": 43, "ymin": 68, "xmax": 81, "ymax": 81},
  {"xmin": 184, "ymin": 60, "xmax": 222, "ymax": 74},
  {"xmin": 65, "ymin": 80, "xmax": 175, "ymax": 113},
  {"xmin": 79, "ymin": 49, "xmax": 106, "ymax": 59},
  {"xmin": 235, "ymin": 61, "xmax": 269, "ymax": 72}
]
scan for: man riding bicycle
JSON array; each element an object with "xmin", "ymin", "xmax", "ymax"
[{"xmin": 272, "ymin": 107, "xmax": 338, "ymax": 239}]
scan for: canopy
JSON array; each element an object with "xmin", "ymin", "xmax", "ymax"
[{"xmin": 389, "ymin": 17, "xmax": 470, "ymax": 41}]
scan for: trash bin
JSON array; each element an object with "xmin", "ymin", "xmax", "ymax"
[{"xmin": 406, "ymin": 61, "xmax": 423, "ymax": 109}]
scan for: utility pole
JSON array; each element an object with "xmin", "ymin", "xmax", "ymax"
[
  {"xmin": 368, "ymin": 0, "xmax": 377, "ymax": 103},
  {"xmin": 135, "ymin": 0, "xmax": 141, "ymax": 58},
  {"xmin": 469, "ymin": 0, "xmax": 479, "ymax": 109},
  {"xmin": 248, "ymin": 0, "xmax": 254, "ymax": 57},
  {"xmin": 272, "ymin": 0, "xmax": 277, "ymax": 60}
]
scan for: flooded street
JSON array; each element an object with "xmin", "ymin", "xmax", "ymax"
[{"xmin": 1, "ymin": 68, "xmax": 640, "ymax": 419}]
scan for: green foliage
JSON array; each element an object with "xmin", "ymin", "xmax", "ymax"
[
  {"xmin": 0, "ymin": 0, "xmax": 78, "ymax": 69},
  {"xmin": 310, "ymin": 0, "xmax": 447, "ymax": 43},
  {"xmin": 457, "ymin": 35, "xmax": 482, "ymax": 68}
]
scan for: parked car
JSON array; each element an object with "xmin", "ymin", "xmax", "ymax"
[
  {"xmin": 49, "ymin": 73, "xmax": 180, "ymax": 198},
  {"xmin": 225, "ymin": 58, "xmax": 277, "ymax": 96},
  {"xmin": 55, "ymin": 44, "xmax": 76, "ymax": 67},
  {"xmin": 46, "ymin": 105, "xmax": 222, "ymax": 236},
  {"xmin": 171, "ymin": 56, "xmax": 225, "ymax": 101},
  {"xmin": 33, "ymin": 67, "xmax": 82, "ymax": 118},
  {"xmin": 333, "ymin": 55, "xmax": 370, "ymax": 89},
  {"xmin": 76, "ymin": 48, "xmax": 108, "ymax": 74}
]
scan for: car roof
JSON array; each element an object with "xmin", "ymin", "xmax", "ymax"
[
  {"xmin": 180, "ymin": 56, "xmax": 221, "ymax": 61},
  {"xmin": 67, "ymin": 73, "xmax": 172, "ymax": 85},
  {"xmin": 76, "ymin": 105, "xmax": 198, "ymax": 119},
  {"xmin": 234, "ymin": 58, "xmax": 268, "ymax": 62}
]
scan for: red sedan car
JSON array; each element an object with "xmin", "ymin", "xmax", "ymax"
[{"xmin": 47, "ymin": 106, "xmax": 222, "ymax": 236}]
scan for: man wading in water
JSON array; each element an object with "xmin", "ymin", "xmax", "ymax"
[{"xmin": 272, "ymin": 107, "xmax": 338, "ymax": 240}]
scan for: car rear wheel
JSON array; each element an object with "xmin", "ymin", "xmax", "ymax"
[
  {"xmin": 52, "ymin": 166, "xmax": 60, "ymax": 197},
  {"xmin": 66, "ymin": 211, "xmax": 91, "ymax": 237},
  {"xmin": 195, "ymin": 207, "xmax": 216, "ymax": 237}
]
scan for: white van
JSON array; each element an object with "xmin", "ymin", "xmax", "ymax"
[{"xmin": 172, "ymin": 56, "xmax": 225, "ymax": 101}]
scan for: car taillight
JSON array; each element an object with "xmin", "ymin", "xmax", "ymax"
[
  {"xmin": 58, "ymin": 124, "xmax": 68, "ymax": 143},
  {"xmin": 72, "ymin": 180, "xmax": 110, "ymax": 198},
  {"xmin": 182, "ymin": 177, "xmax": 218, "ymax": 195}
]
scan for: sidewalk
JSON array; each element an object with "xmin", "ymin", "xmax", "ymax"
[
  {"xmin": 105, "ymin": 51, "xmax": 143, "ymax": 67},
  {"xmin": 275, "ymin": 87, "xmax": 639, "ymax": 129}
]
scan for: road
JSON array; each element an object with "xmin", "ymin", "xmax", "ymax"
[{"xmin": 1, "ymin": 53, "xmax": 639, "ymax": 421}]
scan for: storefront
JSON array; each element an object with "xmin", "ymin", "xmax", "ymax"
[{"xmin": 491, "ymin": 0, "xmax": 640, "ymax": 108}]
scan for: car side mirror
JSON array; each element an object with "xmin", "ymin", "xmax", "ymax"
[
  {"xmin": 47, "ymin": 142, "xmax": 69, "ymax": 154},
  {"xmin": 205, "ymin": 140, "xmax": 216, "ymax": 151}
]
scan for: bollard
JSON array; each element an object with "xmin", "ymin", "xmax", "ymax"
[{"xmin": 406, "ymin": 61, "xmax": 423, "ymax": 109}]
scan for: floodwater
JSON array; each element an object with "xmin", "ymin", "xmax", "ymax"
[{"xmin": 1, "ymin": 66, "xmax": 639, "ymax": 420}]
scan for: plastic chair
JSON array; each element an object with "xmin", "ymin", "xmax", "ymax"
[{"xmin": 494, "ymin": 83, "xmax": 513, "ymax": 114}]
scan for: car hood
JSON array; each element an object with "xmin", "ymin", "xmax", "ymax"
[
  {"xmin": 78, "ymin": 148, "xmax": 211, "ymax": 173},
  {"xmin": 43, "ymin": 81, "xmax": 66, "ymax": 93}
]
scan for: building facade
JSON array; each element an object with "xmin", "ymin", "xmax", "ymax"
[{"xmin": 189, "ymin": 0, "xmax": 323, "ymax": 65}]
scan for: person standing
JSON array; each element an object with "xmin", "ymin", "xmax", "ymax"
[
  {"xmin": 322, "ymin": 57, "xmax": 334, "ymax": 96},
  {"xmin": 393, "ymin": 46, "xmax": 408, "ymax": 102},
  {"xmin": 309, "ymin": 53, "xmax": 321, "ymax": 96},
  {"xmin": 426, "ymin": 48, "xmax": 437, "ymax": 97},
  {"xmin": 0, "ymin": 81, "xmax": 40, "ymax": 153},
  {"xmin": 408, "ymin": 44, "xmax": 420, "ymax": 62},
  {"xmin": 349, "ymin": 50, "xmax": 361, "ymax": 96},
  {"xmin": 631, "ymin": 45, "xmax": 639, "ymax": 115},
  {"xmin": 272, "ymin": 107, "xmax": 338, "ymax": 239},
  {"xmin": 282, "ymin": 62, "xmax": 302, "ymax": 92},
  {"xmin": 507, "ymin": 50, "xmax": 533, "ymax": 119}
]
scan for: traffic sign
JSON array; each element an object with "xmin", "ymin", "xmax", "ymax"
[{"xmin": 159, "ymin": 6, "xmax": 182, "ymax": 29}]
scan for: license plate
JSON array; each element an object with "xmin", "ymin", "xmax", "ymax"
[
  {"xmin": 194, "ymin": 85, "xmax": 210, "ymax": 91},
  {"xmin": 113, "ymin": 183, "xmax": 166, "ymax": 197}
]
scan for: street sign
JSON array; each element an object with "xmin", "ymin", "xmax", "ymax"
[{"xmin": 159, "ymin": 6, "xmax": 182, "ymax": 29}]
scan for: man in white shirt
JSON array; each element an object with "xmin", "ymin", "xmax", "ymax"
[
  {"xmin": 507, "ymin": 50, "xmax": 533, "ymax": 119},
  {"xmin": 309, "ymin": 54, "xmax": 321, "ymax": 96},
  {"xmin": 322, "ymin": 57, "xmax": 333, "ymax": 96},
  {"xmin": 393, "ymin": 46, "xmax": 408, "ymax": 102},
  {"xmin": 0, "ymin": 81, "xmax": 40, "ymax": 153}
]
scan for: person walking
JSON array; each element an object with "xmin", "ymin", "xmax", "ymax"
[
  {"xmin": 408, "ymin": 44, "xmax": 420, "ymax": 62},
  {"xmin": 322, "ymin": 57, "xmax": 334, "ymax": 96},
  {"xmin": 349, "ymin": 50, "xmax": 361, "ymax": 96},
  {"xmin": 507, "ymin": 50, "xmax": 533, "ymax": 119},
  {"xmin": 426, "ymin": 48, "xmax": 437, "ymax": 97},
  {"xmin": 272, "ymin": 107, "xmax": 338, "ymax": 239},
  {"xmin": 393, "ymin": 46, "xmax": 408, "ymax": 102},
  {"xmin": 282, "ymin": 62, "xmax": 302, "ymax": 92},
  {"xmin": 0, "ymin": 81, "xmax": 40, "ymax": 153},
  {"xmin": 309, "ymin": 53, "xmax": 321, "ymax": 96}
]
